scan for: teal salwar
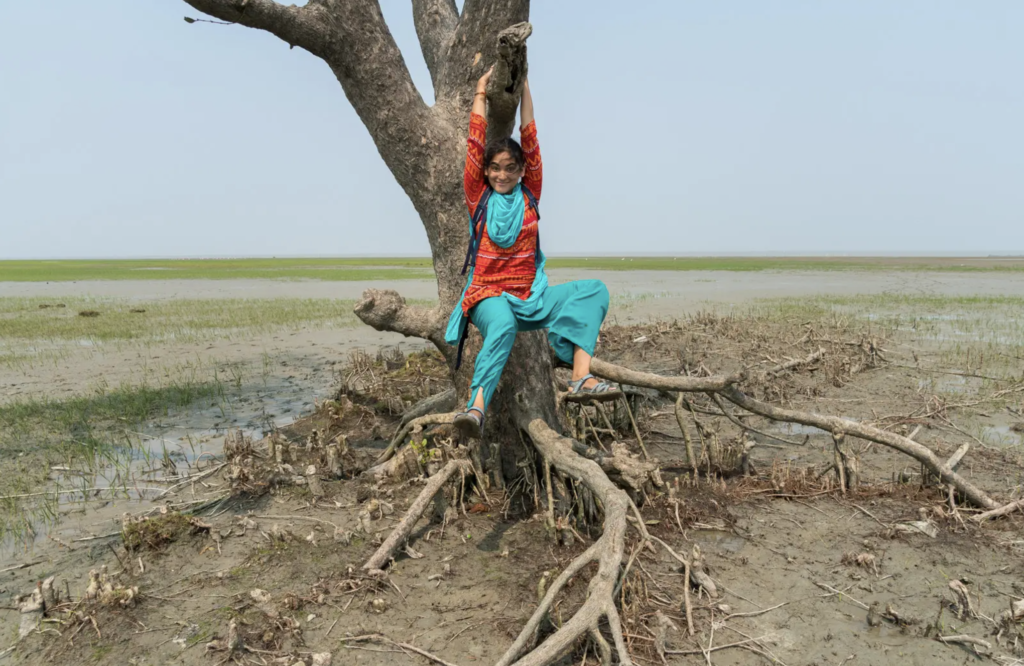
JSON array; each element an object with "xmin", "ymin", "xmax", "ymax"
[{"xmin": 466, "ymin": 279, "xmax": 609, "ymax": 409}]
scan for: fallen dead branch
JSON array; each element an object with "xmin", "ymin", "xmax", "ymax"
[
  {"xmin": 936, "ymin": 634, "xmax": 992, "ymax": 657},
  {"xmin": 592, "ymin": 354, "xmax": 1000, "ymax": 508},
  {"xmin": 718, "ymin": 386, "xmax": 998, "ymax": 509},
  {"xmin": 363, "ymin": 459, "xmax": 473, "ymax": 572}
]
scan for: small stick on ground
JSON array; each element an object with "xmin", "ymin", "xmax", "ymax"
[
  {"xmin": 342, "ymin": 633, "xmax": 461, "ymax": 666},
  {"xmin": 814, "ymin": 582, "xmax": 870, "ymax": 610},
  {"xmin": 936, "ymin": 634, "xmax": 992, "ymax": 657},
  {"xmin": 971, "ymin": 498, "xmax": 1024, "ymax": 523}
]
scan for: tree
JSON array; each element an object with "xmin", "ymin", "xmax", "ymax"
[{"xmin": 176, "ymin": 3, "xmax": 1012, "ymax": 664}]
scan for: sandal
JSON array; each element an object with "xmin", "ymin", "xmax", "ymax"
[
  {"xmin": 565, "ymin": 374, "xmax": 623, "ymax": 403},
  {"xmin": 454, "ymin": 406, "xmax": 485, "ymax": 439}
]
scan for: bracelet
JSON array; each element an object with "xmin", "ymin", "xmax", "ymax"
[{"xmin": 474, "ymin": 91, "xmax": 487, "ymax": 97}]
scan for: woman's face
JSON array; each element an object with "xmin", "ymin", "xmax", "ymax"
[{"xmin": 487, "ymin": 151, "xmax": 523, "ymax": 194}]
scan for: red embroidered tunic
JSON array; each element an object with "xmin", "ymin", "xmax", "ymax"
[{"xmin": 461, "ymin": 113, "xmax": 543, "ymax": 314}]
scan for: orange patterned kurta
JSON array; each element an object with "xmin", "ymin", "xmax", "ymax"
[{"xmin": 461, "ymin": 113, "xmax": 543, "ymax": 314}]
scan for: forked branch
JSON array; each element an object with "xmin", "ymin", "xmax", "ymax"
[{"xmin": 181, "ymin": 0, "xmax": 331, "ymax": 55}]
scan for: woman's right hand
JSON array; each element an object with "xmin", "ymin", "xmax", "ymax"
[{"xmin": 476, "ymin": 66, "xmax": 494, "ymax": 94}]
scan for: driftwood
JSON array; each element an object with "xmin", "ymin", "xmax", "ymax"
[{"xmin": 363, "ymin": 459, "xmax": 472, "ymax": 572}]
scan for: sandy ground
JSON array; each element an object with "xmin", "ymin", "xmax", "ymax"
[
  {"xmin": 2, "ymin": 270, "xmax": 1024, "ymax": 665},
  {"xmin": 6, "ymin": 268, "xmax": 1024, "ymax": 405}
]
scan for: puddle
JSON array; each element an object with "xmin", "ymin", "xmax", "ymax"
[
  {"xmin": 980, "ymin": 424, "xmax": 1022, "ymax": 447},
  {"xmin": 1, "ymin": 370, "xmax": 339, "ymax": 557}
]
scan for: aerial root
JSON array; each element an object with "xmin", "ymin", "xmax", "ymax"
[
  {"xmin": 591, "ymin": 352, "xmax": 1000, "ymax": 510},
  {"xmin": 494, "ymin": 419, "xmax": 634, "ymax": 666}
]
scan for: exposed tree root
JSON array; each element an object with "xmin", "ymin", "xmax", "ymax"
[
  {"xmin": 497, "ymin": 419, "xmax": 633, "ymax": 666},
  {"xmin": 971, "ymin": 498, "xmax": 1024, "ymax": 523},
  {"xmin": 591, "ymin": 357, "xmax": 1000, "ymax": 510},
  {"xmin": 363, "ymin": 459, "xmax": 473, "ymax": 572},
  {"xmin": 717, "ymin": 386, "xmax": 998, "ymax": 509},
  {"xmin": 399, "ymin": 389, "xmax": 457, "ymax": 430}
]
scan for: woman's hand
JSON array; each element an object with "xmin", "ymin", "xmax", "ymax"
[
  {"xmin": 472, "ymin": 66, "xmax": 493, "ymax": 117},
  {"xmin": 476, "ymin": 67, "xmax": 494, "ymax": 94}
]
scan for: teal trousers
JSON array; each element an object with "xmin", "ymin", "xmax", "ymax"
[{"xmin": 468, "ymin": 279, "xmax": 609, "ymax": 409}]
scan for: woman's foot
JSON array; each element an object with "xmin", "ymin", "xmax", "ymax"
[
  {"xmin": 566, "ymin": 374, "xmax": 623, "ymax": 402},
  {"xmin": 454, "ymin": 406, "xmax": 486, "ymax": 439}
]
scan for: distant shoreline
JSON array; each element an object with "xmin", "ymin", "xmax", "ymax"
[{"xmin": 1, "ymin": 256, "xmax": 1024, "ymax": 282}]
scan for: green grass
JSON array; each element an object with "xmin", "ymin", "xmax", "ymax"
[
  {"xmin": 747, "ymin": 293, "xmax": 1024, "ymax": 384},
  {"xmin": 0, "ymin": 258, "xmax": 433, "ymax": 282},
  {"xmin": 0, "ymin": 297, "xmax": 359, "ymax": 349},
  {"xmin": 0, "ymin": 377, "xmax": 231, "ymax": 543},
  {"xmin": 4, "ymin": 256, "xmax": 1024, "ymax": 282}
]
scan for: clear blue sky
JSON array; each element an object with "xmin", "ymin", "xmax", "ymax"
[{"xmin": 2, "ymin": 1, "xmax": 1022, "ymax": 259}]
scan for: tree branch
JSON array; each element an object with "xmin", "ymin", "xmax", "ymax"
[
  {"xmin": 354, "ymin": 289, "xmax": 446, "ymax": 349},
  {"xmin": 437, "ymin": 0, "xmax": 530, "ymax": 104},
  {"xmin": 181, "ymin": 0, "xmax": 331, "ymax": 55},
  {"xmin": 590, "ymin": 358, "xmax": 742, "ymax": 393},
  {"xmin": 412, "ymin": 0, "xmax": 459, "ymax": 92},
  {"xmin": 483, "ymin": 22, "xmax": 532, "ymax": 141}
]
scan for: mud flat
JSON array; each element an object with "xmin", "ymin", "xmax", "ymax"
[{"xmin": 0, "ymin": 269, "xmax": 1023, "ymax": 665}]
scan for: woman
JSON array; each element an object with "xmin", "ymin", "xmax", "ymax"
[{"xmin": 445, "ymin": 67, "xmax": 620, "ymax": 439}]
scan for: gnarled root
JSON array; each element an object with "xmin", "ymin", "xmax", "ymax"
[
  {"xmin": 496, "ymin": 419, "xmax": 634, "ymax": 666},
  {"xmin": 363, "ymin": 459, "xmax": 473, "ymax": 572},
  {"xmin": 718, "ymin": 386, "xmax": 997, "ymax": 509},
  {"xmin": 590, "ymin": 357, "xmax": 1000, "ymax": 510},
  {"xmin": 570, "ymin": 440, "xmax": 663, "ymax": 498}
]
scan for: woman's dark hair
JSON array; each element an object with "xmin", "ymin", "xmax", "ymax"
[{"xmin": 483, "ymin": 137, "xmax": 524, "ymax": 185}]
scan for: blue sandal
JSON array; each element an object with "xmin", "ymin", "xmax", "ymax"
[
  {"xmin": 566, "ymin": 374, "xmax": 623, "ymax": 403},
  {"xmin": 454, "ymin": 406, "xmax": 485, "ymax": 439}
]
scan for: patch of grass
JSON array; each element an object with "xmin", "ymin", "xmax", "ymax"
[
  {"xmin": 122, "ymin": 511, "xmax": 207, "ymax": 552},
  {"xmin": 747, "ymin": 293, "xmax": 1024, "ymax": 387},
  {"xmin": 0, "ymin": 258, "xmax": 433, "ymax": 282},
  {"xmin": 0, "ymin": 298, "xmax": 360, "ymax": 360},
  {"xmin": 0, "ymin": 378, "xmax": 228, "ymax": 543},
  {"xmin": 0, "ymin": 381, "xmax": 225, "ymax": 447}
]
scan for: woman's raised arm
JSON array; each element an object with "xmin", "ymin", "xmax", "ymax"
[
  {"xmin": 519, "ymin": 78, "xmax": 534, "ymax": 129},
  {"xmin": 464, "ymin": 68, "xmax": 493, "ymax": 212},
  {"xmin": 519, "ymin": 79, "xmax": 542, "ymax": 200}
]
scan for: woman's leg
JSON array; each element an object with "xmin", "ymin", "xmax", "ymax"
[
  {"xmin": 519, "ymin": 280, "xmax": 610, "ymax": 389},
  {"xmin": 467, "ymin": 297, "xmax": 519, "ymax": 412}
]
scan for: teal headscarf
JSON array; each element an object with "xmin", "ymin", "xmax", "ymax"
[{"xmin": 485, "ymin": 183, "xmax": 526, "ymax": 248}]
